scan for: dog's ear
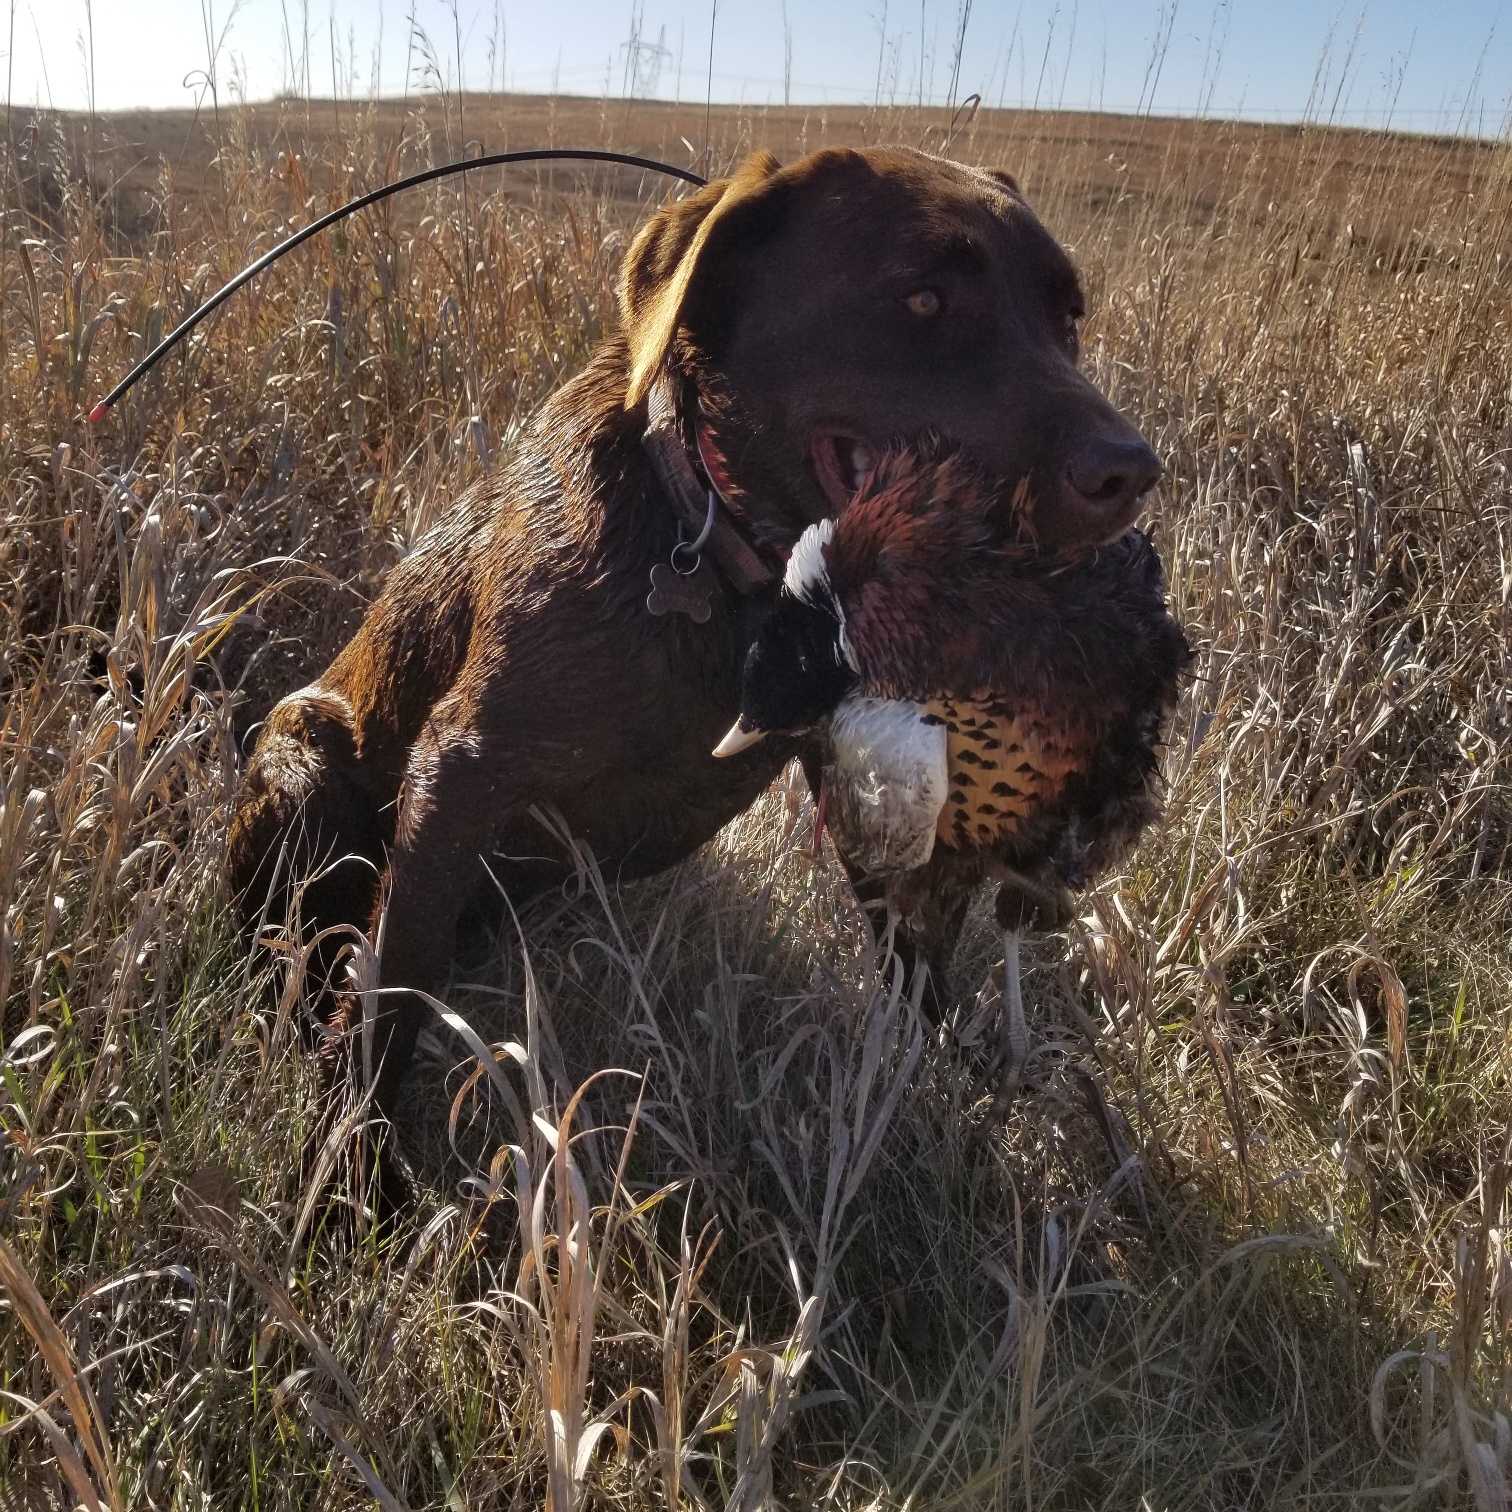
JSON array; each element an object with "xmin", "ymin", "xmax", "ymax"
[{"xmin": 620, "ymin": 150, "xmax": 783, "ymax": 408}]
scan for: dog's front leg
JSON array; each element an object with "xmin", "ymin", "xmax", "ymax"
[{"xmin": 369, "ymin": 708, "xmax": 515, "ymax": 1120}]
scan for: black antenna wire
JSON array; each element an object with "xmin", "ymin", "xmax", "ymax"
[{"xmin": 88, "ymin": 148, "xmax": 709, "ymax": 422}]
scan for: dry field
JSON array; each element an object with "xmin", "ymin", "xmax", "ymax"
[{"xmin": 2, "ymin": 87, "xmax": 1512, "ymax": 1509}]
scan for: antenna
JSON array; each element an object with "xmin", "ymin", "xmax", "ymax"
[{"xmin": 89, "ymin": 149, "xmax": 707, "ymax": 422}]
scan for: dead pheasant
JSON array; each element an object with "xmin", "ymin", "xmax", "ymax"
[{"xmin": 714, "ymin": 444, "xmax": 1188, "ymax": 1090}]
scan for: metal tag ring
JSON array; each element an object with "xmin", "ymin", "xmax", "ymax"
[{"xmin": 671, "ymin": 490, "xmax": 717, "ymax": 575}]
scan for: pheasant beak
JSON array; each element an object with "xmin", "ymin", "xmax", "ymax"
[{"xmin": 713, "ymin": 719, "xmax": 767, "ymax": 758}]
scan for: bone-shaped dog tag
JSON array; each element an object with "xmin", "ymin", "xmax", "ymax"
[{"xmin": 646, "ymin": 561, "xmax": 712, "ymax": 623}]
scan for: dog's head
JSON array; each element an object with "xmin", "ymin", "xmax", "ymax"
[{"xmin": 620, "ymin": 145, "xmax": 1159, "ymax": 555}]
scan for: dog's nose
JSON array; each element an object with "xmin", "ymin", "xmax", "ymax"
[{"xmin": 1060, "ymin": 435, "xmax": 1162, "ymax": 543}]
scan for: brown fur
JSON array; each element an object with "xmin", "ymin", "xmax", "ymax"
[{"xmin": 228, "ymin": 144, "xmax": 1161, "ymax": 1121}]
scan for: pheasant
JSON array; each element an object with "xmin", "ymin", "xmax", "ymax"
[
  {"xmin": 714, "ymin": 444, "xmax": 1188, "ymax": 1095},
  {"xmin": 716, "ymin": 443, "xmax": 1186, "ymax": 897}
]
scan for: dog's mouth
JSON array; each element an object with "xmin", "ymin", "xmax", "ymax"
[{"xmin": 810, "ymin": 430, "xmax": 878, "ymax": 512}]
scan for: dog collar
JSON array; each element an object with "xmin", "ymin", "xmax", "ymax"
[{"xmin": 642, "ymin": 372, "xmax": 780, "ymax": 602}]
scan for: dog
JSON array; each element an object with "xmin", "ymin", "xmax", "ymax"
[{"xmin": 228, "ymin": 144, "xmax": 1161, "ymax": 1123}]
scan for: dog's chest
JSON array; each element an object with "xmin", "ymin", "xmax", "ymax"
[
  {"xmin": 492, "ymin": 713, "xmax": 791, "ymax": 887},
  {"xmin": 485, "ymin": 561, "xmax": 785, "ymax": 877}
]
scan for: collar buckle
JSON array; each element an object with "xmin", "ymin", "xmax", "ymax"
[{"xmin": 642, "ymin": 371, "xmax": 779, "ymax": 600}]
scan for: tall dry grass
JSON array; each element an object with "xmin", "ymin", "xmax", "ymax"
[{"xmin": 2, "ymin": 89, "xmax": 1512, "ymax": 1509}]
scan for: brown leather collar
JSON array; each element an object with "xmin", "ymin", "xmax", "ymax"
[{"xmin": 642, "ymin": 371, "xmax": 779, "ymax": 597}]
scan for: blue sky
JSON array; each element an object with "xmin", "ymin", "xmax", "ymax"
[{"xmin": 3, "ymin": 0, "xmax": 1508, "ymax": 135}]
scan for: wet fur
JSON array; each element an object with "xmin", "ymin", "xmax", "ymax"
[{"xmin": 228, "ymin": 144, "xmax": 1166, "ymax": 1121}]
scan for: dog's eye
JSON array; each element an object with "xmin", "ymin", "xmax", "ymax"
[{"xmin": 905, "ymin": 289, "xmax": 941, "ymax": 318}]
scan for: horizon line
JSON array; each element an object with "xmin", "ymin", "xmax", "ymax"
[{"xmin": 5, "ymin": 87, "xmax": 1508, "ymax": 148}]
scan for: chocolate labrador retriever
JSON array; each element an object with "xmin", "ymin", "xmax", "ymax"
[{"xmin": 228, "ymin": 144, "xmax": 1160, "ymax": 1121}]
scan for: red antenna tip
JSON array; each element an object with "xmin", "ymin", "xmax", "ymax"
[{"xmin": 87, "ymin": 400, "xmax": 110, "ymax": 424}]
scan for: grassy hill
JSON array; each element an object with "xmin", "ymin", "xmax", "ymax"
[{"xmin": 2, "ymin": 91, "xmax": 1511, "ymax": 1508}]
